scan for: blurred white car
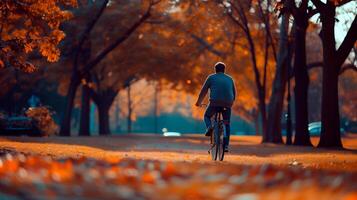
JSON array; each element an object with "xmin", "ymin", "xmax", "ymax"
[
  {"xmin": 162, "ymin": 128, "xmax": 181, "ymax": 137},
  {"xmin": 308, "ymin": 122, "xmax": 345, "ymax": 136}
]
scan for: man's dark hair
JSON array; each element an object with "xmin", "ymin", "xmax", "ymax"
[{"xmin": 215, "ymin": 62, "xmax": 226, "ymax": 73}]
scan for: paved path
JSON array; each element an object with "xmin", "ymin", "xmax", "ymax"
[{"xmin": 0, "ymin": 135, "xmax": 356, "ymax": 171}]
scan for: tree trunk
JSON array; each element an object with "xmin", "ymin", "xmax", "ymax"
[
  {"xmin": 259, "ymin": 93, "xmax": 268, "ymax": 141},
  {"xmin": 265, "ymin": 11, "xmax": 290, "ymax": 143},
  {"xmin": 318, "ymin": 4, "xmax": 342, "ymax": 148},
  {"xmin": 245, "ymin": 29, "xmax": 267, "ymax": 143},
  {"xmin": 79, "ymin": 84, "xmax": 90, "ymax": 136},
  {"xmin": 114, "ymin": 98, "xmax": 120, "ymax": 132},
  {"xmin": 153, "ymin": 83, "xmax": 160, "ymax": 134},
  {"xmin": 293, "ymin": 12, "xmax": 312, "ymax": 146},
  {"xmin": 78, "ymin": 39, "xmax": 91, "ymax": 136},
  {"xmin": 253, "ymin": 110, "xmax": 260, "ymax": 135},
  {"xmin": 59, "ymin": 74, "xmax": 80, "ymax": 136},
  {"xmin": 127, "ymin": 85, "xmax": 132, "ymax": 133},
  {"xmin": 227, "ymin": 2, "xmax": 268, "ymax": 142},
  {"xmin": 98, "ymin": 102, "xmax": 110, "ymax": 135},
  {"xmin": 91, "ymin": 89, "xmax": 118, "ymax": 136},
  {"xmin": 319, "ymin": 61, "xmax": 341, "ymax": 147}
]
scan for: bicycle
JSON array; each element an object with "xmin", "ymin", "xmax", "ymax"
[{"xmin": 201, "ymin": 104, "xmax": 227, "ymax": 161}]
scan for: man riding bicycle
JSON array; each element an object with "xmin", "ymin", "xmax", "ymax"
[{"xmin": 195, "ymin": 62, "xmax": 236, "ymax": 152}]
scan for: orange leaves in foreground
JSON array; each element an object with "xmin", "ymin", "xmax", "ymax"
[
  {"xmin": 0, "ymin": 0, "xmax": 76, "ymax": 72},
  {"xmin": 0, "ymin": 153, "xmax": 356, "ymax": 199}
]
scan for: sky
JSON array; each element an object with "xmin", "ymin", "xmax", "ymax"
[{"xmin": 314, "ymin": 1, "xmax": 357, "ymax": 46}]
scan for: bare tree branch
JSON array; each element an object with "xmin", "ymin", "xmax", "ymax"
[
  {"xmin": 74, "ymin": 0, "xmax": 109, "ymax": 70},
  {"xmin": 310, "ymin": 0, "xmax": 324, "ymax": 10},
  {"xmin": 339, "ymin": 63, "xmax": 357, "ymax": 75},
  {"xmin": 257, "ymin": 0, "xmax": 277, "ymax": 61},
  {"xmin": 289, "ymin": 61, "xmax": 356, "ymax": 79},
  {"xmin": 307, "ymin": 9, "xmax": 319, "ymax": 18},
  {"xmin": 336, "ymin": 16, "xmax": 357, "ymax": 68},
  {"xmin": 336, "ymin": 0, "xmax": 354, "ymax": 7},
  {"xmin": 79, "ymin": 3, "xmax": 156, "ymax": 76},
  {"xmin": 226, "ymin": 12, "xmax": 247, "ymax": 32},
  {"xmin": 222, "ymin": 2, "xmax": 247, "ymax": 32},
  {"xmin": 190, "ymin": 33, "xmax": 225, "ymax": 57}
]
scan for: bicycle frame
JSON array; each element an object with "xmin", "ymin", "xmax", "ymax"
[{"xmin": 214, "ymin": 108, "xmax": 227, "ymax": 137}]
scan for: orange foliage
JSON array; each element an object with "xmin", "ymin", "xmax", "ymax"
[
  {"xmin": 25, "ymin": 106, "xmax": 59, "ymax": 136},
  {"xmin": 107, "ymin": 5, "xmax": 269, "ymax": 121},
  {"xmin": 0, "ymin": 153, "xmax": 356, "ymax": 199},
  {"xmin": 0, "ymin": 0, "xmax": 76, "ymax": 72},
  {"xmin": 161, "ymin": 162, "xmax": 178, "ymax": 179}
]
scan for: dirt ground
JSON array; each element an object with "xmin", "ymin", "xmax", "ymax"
[{"xmin": 0, "ymin": 134, "xmax": 356, "ymax": 172}]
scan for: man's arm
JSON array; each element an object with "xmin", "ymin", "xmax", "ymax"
[
  {"xmin": 232, "ymin": 79, "xmax": 236, "ymax": 101},
  {"xmin": 195, "ymin": 77, "xmax": 210, "ymax": 106}
]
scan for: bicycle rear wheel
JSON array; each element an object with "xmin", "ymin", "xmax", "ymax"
[
  {"xmin": 210, "ymin": 125, "xmax": 219, "ymax": 161},
  {"xmin": 218, "ymin": 121, "xmax": 226, "ymax": 161}
]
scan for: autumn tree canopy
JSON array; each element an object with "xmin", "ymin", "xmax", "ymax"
[{"xmin": 0, "ymin": 0, "xmax": 77, "ymax": 72}]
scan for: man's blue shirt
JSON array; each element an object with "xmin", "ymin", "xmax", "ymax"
[{"xmin": 197, "ymin": 72, "xmax": 236, "ymax": 107}]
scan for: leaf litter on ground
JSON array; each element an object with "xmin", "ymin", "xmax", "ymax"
[{"xmin": 0, "ymin": 152, "xmax": 356, "ymax": 200}]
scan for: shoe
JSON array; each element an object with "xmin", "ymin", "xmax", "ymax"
[
  {"xmin": 205, "ymin": 127, "xmax": 213, "ymax": 137},
  {"xmin": 224, "ymin": 146, "xmax": 229, "ymax": 152}
]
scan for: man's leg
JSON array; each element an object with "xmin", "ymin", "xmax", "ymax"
[
  {"xmin": 222, "ymin": 107, "xmax": 231, "ymax": 149},
  {"xmin": 204, "ymin": 106, "xmax": 215, "ymax": 136}
]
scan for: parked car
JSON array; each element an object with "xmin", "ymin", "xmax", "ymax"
[
  {"xmin": 308, "ymin": 122, "xmax": 345, "ymax": 136},
  {"xmin": 0, "ymin": 115, "xmax": 40, "ymax": 136},
  {"xmin": 0, "ymin": 106, "xmax": 57, "ymax": 137}
]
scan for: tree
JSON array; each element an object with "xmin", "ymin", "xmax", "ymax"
[
  {"xmin": 59, "ymin": 0, "xmax": 159, "ymax": 136},
  {"xmin": 308, "ymin": 63, "xmax": 357, "ymax": 127},
  {"xmin": 85, "ymin": 11, "xmax": 204, "ymax": 135},
  {"xmin": 160, "ymin": 1, "xmax": 269, "ymax": 132},
  {"xmin": 216, "ymin": 0, "xmax": 293, "ymax": 143},
  {"xmin": 285, "ymin": 0, "xmax": 317, "ymax": 146},
  {"xmin": 263, "ymin": 0, "xmax": 297, "ymax": 144},
  {"xmin": 264, "ymin": 32, "xmax": 289, "ymax": 143},
  {"xmin": 282, "ymin": 3, "xmax": 355, "ymax": 146},
  {"xmin": 291, "ymin": 5, "xmax": 312, "ymax": 146},
  {"xmin": 310, "ymin": 0, "xmax": 356, "ymax": 147},
  {"xmin": 0, "ymin": 0, "xmax": 76, "ymax": 72}
]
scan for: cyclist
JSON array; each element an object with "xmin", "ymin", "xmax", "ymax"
[{"xmin": 195, "ymin": 62, "xmax": 236, "ymax": 152}]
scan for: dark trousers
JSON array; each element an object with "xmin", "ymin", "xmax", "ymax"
[{"xmin": 204, "ymin": 106, "xmax": 231, "ymax": 146}]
